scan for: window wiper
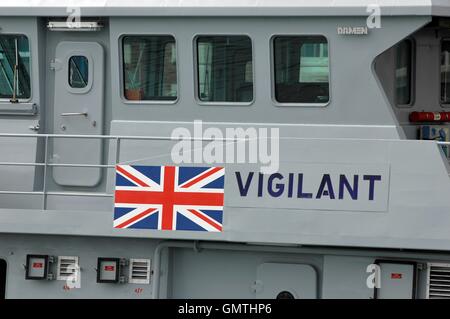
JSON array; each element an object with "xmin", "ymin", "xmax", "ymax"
[
  {"xmin": 0, "ymin": 59, "xmax": 14, "ymax": 93},
  {"xmin": 10, "ymin": 37, "xmax": 19, "ymax": 103}
]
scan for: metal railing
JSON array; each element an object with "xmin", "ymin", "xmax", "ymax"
[
  {"xmin": 0, "ymin": 133, "xmax": 241, "ymax": 210},
  {"xmin": 0, "ymin": 133, "xmax": 447, "ymax": 210}
]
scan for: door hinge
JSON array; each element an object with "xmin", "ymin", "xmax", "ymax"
[
  {"xmin": 50, "ymin": 59, "xmax": 62, "ymax": 71},
  {"xmin": 29, "ymin": 123, "xmax": 40, "ymax": 131}
]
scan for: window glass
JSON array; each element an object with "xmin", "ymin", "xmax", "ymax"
[
  {"xmin": 123, "ymin": 36, "xmax": 177, "ymax": 101},
  {"xmin": 273, "ymin": 36, "xmax": 329, "ymax": 104},
  {"xmin": 396, "ymin": 40, "xmax": 413, "ymax": 105},
  {"xmin": 69, "ymin": 56, "xmax": 89, "ymax": 88},
  {"xmin": 441, "ymin": 39, "xmax": 450, "ymax": 104},
  {"xmin": 197, "ymin": 36, "xmax": 253, "ymax": 103},
  {"xmin": 0, "ymin": 35, "xmax": 31, "ymax": 99}
]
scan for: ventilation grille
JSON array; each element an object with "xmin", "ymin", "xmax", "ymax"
[
  {"xmin": 129, "ymin": 258, "xmax": 151, "ymax": 284},
  {"xmin": 428, "ymin": 263, "xmax": 450, "ymax": 299},
  {"xmin": 57, "ymin": 256, "xmax": 79, "ymax": 281}
]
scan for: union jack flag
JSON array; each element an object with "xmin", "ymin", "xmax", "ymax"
[{"xmin": 114, "ymin": 165, "xmax": 225, "ymax": 232}]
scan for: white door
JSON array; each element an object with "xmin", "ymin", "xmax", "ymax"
[
  {"xmin": 52, "ymin": 41, "xmax": 104, "ymax": 187},
  {"xmin": 255, "ymin": 263, "xmax": 317, "ymax": 299}
]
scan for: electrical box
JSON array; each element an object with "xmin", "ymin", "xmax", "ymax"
[
  {"xmin": 25, "ymin": 255, "xmax": 49, "ymax": 280},
  {"xmin": 97, "ymin": 258, "xmax": 121, "ymax": 283},
  {"xmin": 375, "ymin": 261, "xmax": 416, "ymax": 299}
]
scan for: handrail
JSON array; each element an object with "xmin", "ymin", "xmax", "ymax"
[
  {"xmin": 0, "ymin": 133, "xmax": 242, "ymax": 141},
  {"xmin": 0, "ymin": 133, "xmax": 446, "ymax": 210},
  {"xmin": 0, "ymin": 132, "xmax": 244, "ymax": 210}
]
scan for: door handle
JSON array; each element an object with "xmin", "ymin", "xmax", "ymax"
[{"xmin": 60, "ymin": 112, "xmax": 88, "ymax": 117}]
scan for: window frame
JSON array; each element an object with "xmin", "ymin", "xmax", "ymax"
[
  {"xmin": 68, "ymin": 55, "xmax": 90, "ymax": 90},
  {"xmin": 440, "ymin": 38, "xmax": 450, "ymax": 108},
  {"xmin": 119, "ymin": 33, "xmax": 179, "ymax": 105},
  {"xmin": 270, "ymin": 34, "xmax": 331, "ymax": 107},
  {"xmin": 395, "ymin": 38, "xmax": 415, "ymax": 108},
  {"xmin": 0, "ymin": 33, "xmax": 32, "ymax": 103},
  {"xmin": 66, "ymin": 53, "xmax": 93, "ymax": 94},
  {"xmin": 193, "ymin": 33, "xmax": 255, "ymax": 106}
]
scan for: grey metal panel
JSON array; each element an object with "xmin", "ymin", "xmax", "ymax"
[
  {"xmin": 225, "ymin": 163, "xmax": 390, "ymax": 212},
  {"xmin": 0, "ymin": 18, "xmax": 43, "ymax": 195},
  {"xmin": 2, "ymin": 5, "xmax": 450, "ymax": 301},
  {"xmin": 0, "ymin": 16, "xmax": 448, "ymax": 252},
  {"xmin": 0, "ymin": 135, "xmax": 37, "ymax": 192},
  {"xmin": 255, "ymin": 263, "xmax": 317, "ymax": 299},
  {"xmin": 322, "ymin": 255, "xmax": 375, "ymax": 299},
  {"xmin": 377, "ymin": 262, "xmax": 415, "ymax": 299},
  {"xmin": 0, "ymin": 103, "xmax": 37, "ymax": 115},
  {"xmin": 432, "ymin": 0, "xmax": 450, "ymax": 16},
  {"xmin": 109, "ymin": 16, "xmax": 429, "ymax": 127},
  {"xmin": 0, "ymin": 194, "xmax": 43, "ymax": 210},
  {"xmin": 111, "ymin": 121, "xmax": 401, "ymax": 139},
  {"xmin": 0, "ymin": 233, "xmax": 447, "ymax": 299},
  {"xmin": 1, "ymin": 233, "xmax": 442, "ymax": 299},
  {"xmin": 0, "ymin": 1, "xmax": 438, "ymax": 17},
  {"xmin": 52, "ymin": 41, "xmax": 104, "ymax": 187},
  {"xmin": 40, "ymin": 23, "xmax": 112, "ymax": 208},
  {"xmin": 381, "ymin": 27, "xmax": 447, "ymax": 125},
  {"xmin": 169, "ymin": 246, "xmax": 322, "ymax": 299},
  {"xmin": 375, "ymin": 27, "xmax": 450, "ymax": 140},
  {"xmin": 0, "ymin": 138, "xmax": 450, "ymax": 251},
  {"xmin": 0, "ymin": 234, "xmax": 157, "ymax": 299}
]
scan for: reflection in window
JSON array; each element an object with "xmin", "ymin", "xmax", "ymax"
[
  {"xmin": 274, "ymin": 36, "xmax": 329, "ymax": 104},
  {"xmin": 123, "ymin": 36, "xmax": 177, "ymax": 101},
  {"xmin": 69, "ymin": 56, "xmax": 89, "ymax": 88},
  {"xmin": 396, "ymin": 40, "xmax": 413, "ymax": 105},
  {"xmin": 441, "ymin": 40, "xmax": 450, "ymax": 104},
  {"xmin": 197, "ymin": 36, "xmax": 253, "ymax": 103},
  {"xmin": 0, "ymin": 35, "xmax": 31, "ymax": 99}
]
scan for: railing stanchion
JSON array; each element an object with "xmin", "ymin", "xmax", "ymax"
[
  {"xmin": 42, "ymin": 135, "xmax": 49, "ymax": 210},
  {"xmin": 115, "ymin": 137, "xmax": 121, "ymax": 165}
]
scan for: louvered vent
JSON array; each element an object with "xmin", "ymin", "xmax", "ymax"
[
  {"xmin": 129, "ymin": 258, "xmax": 151, "ymax": 284},
  {"xmin": 56, "ymin": 256, "xmax": 79, "ymax": 281},
  {"xmin": 427, "ymin": 263, "xmax": 450, "ymax": 299}
]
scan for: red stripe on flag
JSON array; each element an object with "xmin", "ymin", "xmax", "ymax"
[
  {"xmin": 116, "ymin": 165, "xmax": 150, "ymax": 187},
  {"xmin": 115, "ymin": 190, "xmax": 224, "ymax": 206},
  {"xmin": 187, "ymin": 209, "xmax": 222, "ymax": 231},
  {"xmin": 180, "ymin": 167, "xmax": 223, "ymax": 188},
  {"xmin": 115, "ymin": 207, "xmax": 157, "ymax": 229},
  {"xmin": 161, "ymin": 166, "xmax": 176, "ymax": 230}
]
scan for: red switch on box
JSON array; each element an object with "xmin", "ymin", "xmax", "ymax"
[
  {"xmin": 391, "ymin": 273, "xmax": 403, "ymax": 279},
  {"xmin": 97, "ymin": 257, "xmax": 121, "ymax": 283},
  {"xmin": 25, "ymin": 255, "xmax": 49, "ymax": 280}
]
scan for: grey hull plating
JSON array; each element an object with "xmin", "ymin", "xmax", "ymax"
[{"xmin": 0, "ymin": 1, "xmax": 449, "ymax": 299}]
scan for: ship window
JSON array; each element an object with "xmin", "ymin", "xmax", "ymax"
[
  {"xmin": 69, "ymin": 56, "xmax": 89, "ymax": 89},
  {"xmin": 0, "ymin": 35, "xmax": 31, "ymax": 100},
  {"xmin": 441, "ymin": 39, "xmax": 450, "ymax": 105},
  {"xmin": 196, "ymin": 35, "xmax": 253, "ymax": 103},
  {"xmin": 396, "ymin": 39, "xmax": 413, "ymax": 106},
  {"xmin": 273, "ymin": 36, "xmax": 329, "ymax": 104},
  {"xmin": 122, "ymin": 35, "xmax": 177, "ymax": 101}
]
